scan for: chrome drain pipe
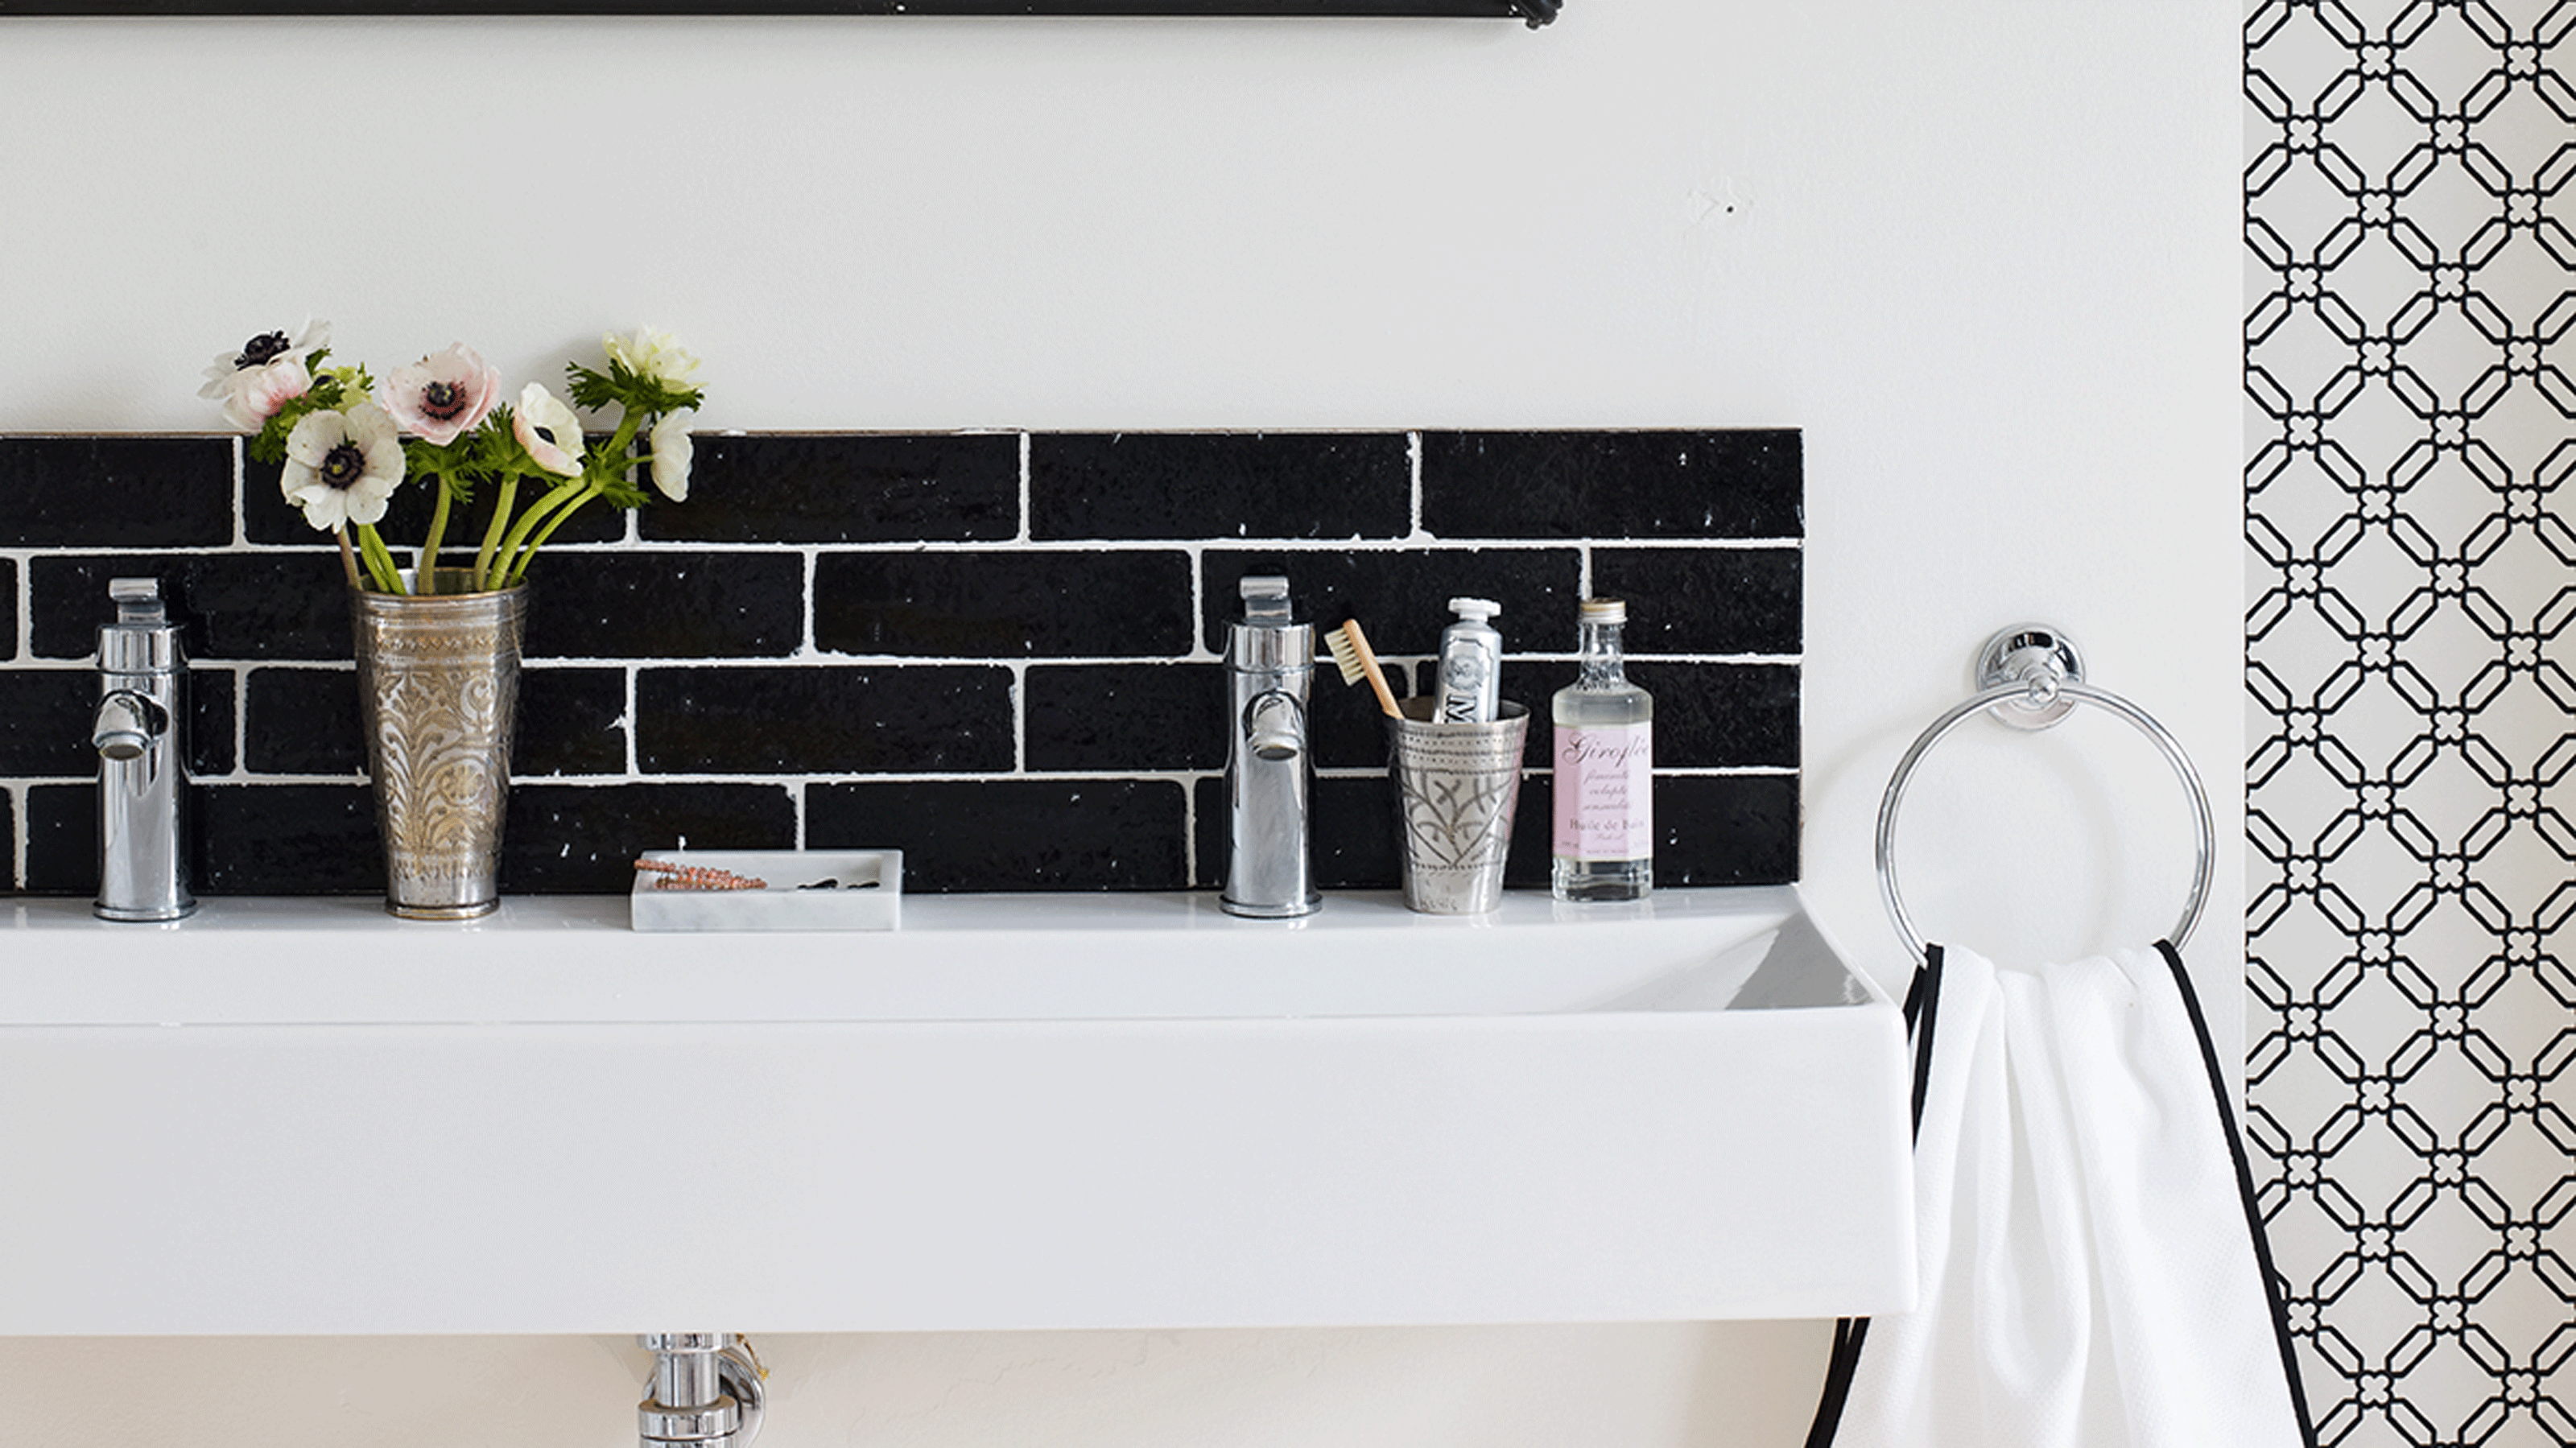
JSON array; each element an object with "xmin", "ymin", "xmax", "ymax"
[{"xmin": 638, "ymin": 1335, "xmax": 766, "ymax": 1448}]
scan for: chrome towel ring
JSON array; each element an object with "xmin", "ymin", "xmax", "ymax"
[{"xmin": 1876, "ymin": 626, "xmax": 2216, "ymax": 960}]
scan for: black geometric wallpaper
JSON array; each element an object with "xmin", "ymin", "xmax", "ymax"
[{"xmin": 2244, "ymin": 2, "xmax": 2572, "ymax": 1443}]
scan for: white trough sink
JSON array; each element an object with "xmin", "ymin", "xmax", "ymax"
[{"xmin": 0, "ymin": 886, "xmax": 1913, "ymax": 1336}]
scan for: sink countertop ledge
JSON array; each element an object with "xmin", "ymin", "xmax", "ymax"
[{"xmin": 0, "ymin": 885, "xmax": 1918, "ymax": 1337}]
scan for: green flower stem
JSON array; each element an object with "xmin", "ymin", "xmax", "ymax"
[
  {"xmin": 492, "ymin": 481, "xmax": 597, "ymax": 587},
  {"xmin": 415, "ymin": 476, "xmax": 455, "ymax": 594},
  {"xmin": 501, "ymin": 485, "xmax": 606, "ymax": 586},
  {"xmin": 355, "ymin": 524, "xmax": 407, "ymax": 595},
  {"xmin": 472, "ymin": 474, "xmax": 522, "ymax": 593},
  {"xmin": 334, "ymin": 526, "xmax": 363, "ymax": 592}
]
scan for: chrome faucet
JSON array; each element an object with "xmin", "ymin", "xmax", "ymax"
[
  {"xmin": 638, "ymin": 1335, "xmax": 765, "ymax": 1448},
  {"xmin": 1221, "ymin": 575, "xmax": 1319, "ymax": 918},
  {"xmin": 93, "ymin": 577, "xmax": 194, "ymax": 922}
]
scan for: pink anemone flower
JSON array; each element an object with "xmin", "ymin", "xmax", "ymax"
[{"xmin": 382, "ymin": 344, "xmax": 502, "ymax": 446}]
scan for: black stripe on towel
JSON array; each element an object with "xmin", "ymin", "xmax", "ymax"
[
  {"xmin": 2153, "ymin": 940, "xmax": 2320, "ymax": 1448},
  {"xmin": 1805, "ymin": 943, "xmax": 1946, "ymax": 1448}
]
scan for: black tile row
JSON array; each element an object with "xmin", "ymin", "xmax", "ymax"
[
  {"xmin": 3, "ymin": 430, "xmax": 1800, "ymax": 551},
  {"xmin": 18, "ymin": 772, "xmax": 1793, "ymax": 897},
  {"xmin": 0, "ymin": 659, "xmax": 1790, "ymax": 782},
  {"xmin": 15, "ymin": 545, "xmax": 1799, "ymax": 663}
]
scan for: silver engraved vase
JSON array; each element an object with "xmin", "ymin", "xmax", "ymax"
[{"xmin": 351, "ymin": 570, "xmax": 529, "ymax": 919}]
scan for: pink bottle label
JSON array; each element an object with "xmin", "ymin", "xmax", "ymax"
[{"xmin": 1553, "ymin": 724, "xmax": 1653, "ymax": 859}]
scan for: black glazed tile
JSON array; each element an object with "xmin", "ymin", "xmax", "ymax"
[
  {"xmin": 0, "ymin": 559, "xmax": 16, "ymax": 653},
  {"xmin": 0, "ymin": 667, "xmax": 236, "ymax": 778},
  {"xmin": 188, "ymin": 668, "xmax": 237, "ymax": 778},
  {"xmin": 244, "ymin": 454, "xmax": 623, "ymax": 547},
  {"xmin": 808, "ymin": 778, "xmax": 1188, "ymax": 893},
  {"xmin": 0, "ymin": 436, "xmax": 234, "ymax": 547},
  {"xmin": 1649, "ymin": 774, "xmax": 1800, "ymax": 885},
  {"xmin": 30, "ymin": 554, "xmax": 353, "ymax": 662},
  {"xmin": 517, "ymin": 667, "xmax": 630, "ymax": 777},
  {"xmin": 245, "ymin": 667, "xmax": 361, "ymax": 775},
  {"xmin": 521, "ymin": 551, "xmax": 804, "ymax": 660},
  {"xmin": 1197, "ymin": 548, "xmax": 1581, "ymax": 658},
  {"xmin": 636, "ymin": 665, "xmax": 1013, "ymax": 774},
  {"xmin": 1421, "ymin": 430, "xmax": 1802, "ymax": 541},
  {"xmin": 502, "ymin": 782, "xmax": 798, "ymax": 893},
  {"xmin": 195, "ymin": 784, "xmax": 380, "ymax": 894},
  {"xmin": 1513, "ymin": 661, "xmax": 1799, "ymax": 769},
  {"xmin": 648, "ymin": 433, "xmax": 1020, "ymax": 544},
  {"xmin": 1031, "ymin": 433, "xmax": 1410, "ymax": 542},
  {"xmin": 1588, "ymin": 547, "xmax": 1802, "ymax": 657},
  {"xmin": 0, "ymin": 669, "xmax": 94, "ymax": 778},
  {"xmin": 814, "ymin": 551, "xmax": 1194, "ymax": 658},
  {"xmin": 0, "ymin": 789, "xmax": 14, "ymax": 892},
  {"xmin": 1025, "ymin": 663, "xmax": 1229, "ymax": 773},
  {"xmin": 23, "ymin": 784, "xmax": 93, "ymax": 894}
]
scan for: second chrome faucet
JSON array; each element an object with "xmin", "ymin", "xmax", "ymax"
[{"xmin": 1221, "ymin": 575, "xmax": 1318, "ymax": 918}]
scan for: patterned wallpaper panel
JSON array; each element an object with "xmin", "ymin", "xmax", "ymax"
[{"xmin": 2244, "ymin": 2, "xmax": 2572, "ymax": 1443}]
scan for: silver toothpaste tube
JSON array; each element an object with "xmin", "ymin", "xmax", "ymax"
[{"xmin": 1434, "ymin": 596, "xmax": 1504, "ymax": 724}]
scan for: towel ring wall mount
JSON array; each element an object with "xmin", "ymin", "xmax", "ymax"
[{"xmin": 1876, "ymin": 625, "xmax": 2216, "ymax": 959}]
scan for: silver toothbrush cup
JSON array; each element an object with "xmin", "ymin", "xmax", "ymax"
[{"xmin": 1388, "ymin": 697, "xmax": 1530, "ymax": 914}]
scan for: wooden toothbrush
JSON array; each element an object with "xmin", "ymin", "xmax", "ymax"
[{"xmin": 1320, "ymin": 618, "xmax": 1402, "ymax": 718}]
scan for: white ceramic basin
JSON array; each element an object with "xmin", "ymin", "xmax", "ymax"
[{"xmin": 0, "ymin": 887, "xmax": 1913, "ymax": 1335}]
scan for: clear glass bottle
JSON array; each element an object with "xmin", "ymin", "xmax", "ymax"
[{"xmin": 1551, "ymin": 598, "xmax": 1653, "ymax": 901}]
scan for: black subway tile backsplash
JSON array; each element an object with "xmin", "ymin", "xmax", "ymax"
[
  {"xmin": 502, "ymin": 782, "xmax": 799, "ymax": 893},
  {"xmin": 811, "ymin": 778, "xmax": 1191, "ymax": 892},
  {"xmin": 31, "ymin": 552, "xmax": 353, "ymax": 661},
  {"xmin": 1591, "ymin": 546, "xmax": 1803, "ymax": 657},
  {"xmin": 6, "ymin": 429, "xmax": 1799, "ymax": 897},
  {"xmin": 638, "ymin": 664, "xmax": 1013, "ymax": 774},
  {"xmin": 815, "ymin": 550, "xmax": 1195, "ymax": 658},
  {"xmin": 1198, "ymin": 547, "xmax": 1583, "ymax": 659},
  {"xmin": 0, "ymin": 437, "xmax": 234, "ymax": 548},
  {"xmin": 1422, "ymin": 429, "xmax": 1802, "ymax": 541},
  {"xmin": 244, "ymin": 667, "xmax": 361, "ymax": 776},
  {"xmin": 518, "ymin": 667, "xmax": 631, "ymax": 778},
  {"xmin": 523, "ymin": 551, "xmax": 806, "ymax": 660},
  {"xmin": 650, "ymin": 433, "xmax": 1019, "ymax": 544},
  {"xmin": 1034, "ymin": 432, "xmax": 1411, "ymax": 542}
]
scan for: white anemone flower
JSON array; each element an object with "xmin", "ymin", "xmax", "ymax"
[
  {"xmin": 381, "ymin": 344, "xmax": 502, "ymax": 446},
  {"xmin": 513, "ymin": 383, "xmax": 586, "ymax": 478},
  {"xmin": 280, "ymin": 402, "xmax": 405, "ymax": 534},
  {"xmin": 648, "ymin": 410, "xmax": 696, "ymax": 501},
  {"xmin": 198, "ymin": 319, "xmax": 328, "ymax": 399},
  {"xmin": 604, "ymin": 326, "xmax": 700, "ymax": 389}
]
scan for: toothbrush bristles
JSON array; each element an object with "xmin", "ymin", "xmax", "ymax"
[{"xmin": 1322, "ymin": 620, "xmax": 1402, "ymax": 718}]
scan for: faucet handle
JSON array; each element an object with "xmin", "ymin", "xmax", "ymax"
[
  {"xmin": 109, "ymin": 577, "xmax": 167, "ymax": 625},
  {"xmin": 1239, "ymin": 575, "xmax": 1293, "ymax": 625}
]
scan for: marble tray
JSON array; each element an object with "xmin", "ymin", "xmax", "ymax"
[{"xmin": 629, "ymin": 849, "xmax": 903, "ymax": 931}]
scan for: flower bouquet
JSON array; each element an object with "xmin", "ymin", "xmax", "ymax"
[
  {"xmin": 200, "ymin": 321, "xmax": 705, "ymax": 918},
  {"xmin": 202, "ymin": 321, "xmax": 705, "ymax": 595}
]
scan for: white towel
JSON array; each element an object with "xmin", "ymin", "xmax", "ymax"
[{"xmin": 1814, "ymin": 943, "xmax": 2314, "ymax": 1448}]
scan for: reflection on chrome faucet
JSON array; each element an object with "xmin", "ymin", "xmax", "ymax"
[
  {"xmin": 93, "ymin": 577, "xmax": 194, "ymax": 922},
  {"xmin": 1222, "ymin": 575, "xmax": 1319, "ymax": 918}
]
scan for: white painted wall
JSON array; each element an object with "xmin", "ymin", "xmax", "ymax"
[{"xmin": 0, "ymin": 2, "xmax": 2240, "ymax": 1443}]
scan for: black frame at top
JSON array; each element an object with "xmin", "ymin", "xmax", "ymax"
[{"xmin": 2, "ymin": 0, "xmax": 1558, "ymax": 17}]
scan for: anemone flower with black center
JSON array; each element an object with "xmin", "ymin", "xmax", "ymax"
[
  {"xmin": 512, "ymin": 382, "xmax": 586, "ymax": 478},
  {"xmin": 382, "ymin": 343, "xmax": 502, "ymax": 447},
  {"xmin": 199, "ymin": 319, "xmax": 329, "ymax": 429},
  {"xmin": 281, "ymin": 402, "xmax": 407, "ymax": 534}
]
